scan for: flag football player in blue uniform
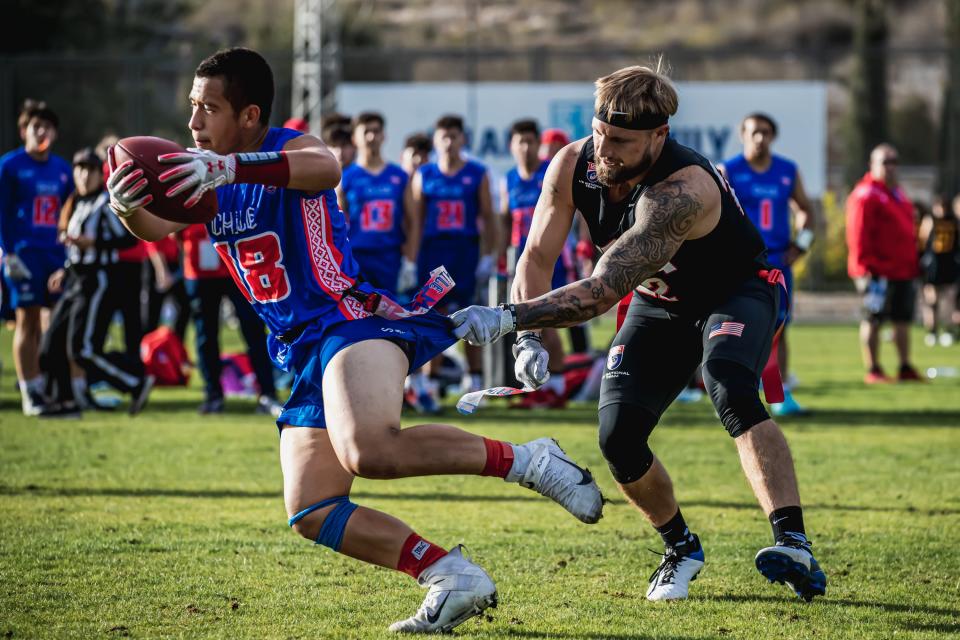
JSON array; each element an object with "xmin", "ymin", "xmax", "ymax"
[
  {"xmin": 501, "ymin": 119, "xmax": 569, "ymax": 408},
  {"xmin": 0, "ymin": 100, "xmax": 73, "ymax": 415},
  {"xmin": 451, "ymin": 64, "xmax": 826, "ymax": 604},
  {"xmin": 106, "ymin": 48, "xmax": 602, "ymax": 634},
  {"xmin": 411, "ymin": 115, "xmax": 497, "ymax": 393},
  {"xmin": 720, "ymin": 113, "xmax": 816, "ymax": 416},
  {"xmin": 336, "ymin": 111, "xmax": 418, "ymax": 297}
]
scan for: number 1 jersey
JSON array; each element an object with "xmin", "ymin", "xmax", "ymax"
[
  {"xmin": 722, "ymin": 153, "xmax": 797, "ymax": 255},
  {"xmin": 210, "ymin": 127, "xmax": 381, "ymax": 339}
]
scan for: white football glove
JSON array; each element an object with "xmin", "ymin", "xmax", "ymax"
[
  {"xmin": 4, "ymin": 253, "xmax": 33, "ymax": 282},
  {"xmin": 474, "ymin": 254, "xmax": 495, "ymax": 282},
  {"xmin": 449, "ymin": 304, "xmax": 515, "ymax": 346},
  {"xmin": 513, "ymin": 333, "xmax": 550, "ymax": 390},
  {"xmin": 106, "ymin": 158, "xmax": 153, "ymax": 217},
  {"xmin": 397, "ymin": 257, "xmax": 418, "ymax": 293},
  {"xmin": 158, "ymin": 148, "xmax": 236, "ymax": 208}
]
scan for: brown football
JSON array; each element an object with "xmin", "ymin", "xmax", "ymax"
[{"xmin": 111, "ymin": 136, "xmax": 218, "ymax": 224}]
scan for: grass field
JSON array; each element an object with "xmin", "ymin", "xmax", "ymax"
[{"xmin": 1, "ymin": 321, "xmax": 958, "ymax": 639}]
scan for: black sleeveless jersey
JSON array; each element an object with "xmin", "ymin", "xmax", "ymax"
[{"xmin": 572, "ymin": 137, "xmax": 769, "ymax": 318}]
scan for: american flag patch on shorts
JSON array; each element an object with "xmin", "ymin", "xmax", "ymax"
[{"xmin": 709, "ymin": 321, "xmax": 745, "ymax": 339}]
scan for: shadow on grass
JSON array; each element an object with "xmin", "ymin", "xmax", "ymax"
[
  {"xmin": 2, "ymin": 485, "xmax": 957, "ymax": 516},
  {"xmin": 659, "ymin": 408, "xmax": 960, "ymax": 429},
  {"xmin": 461, "ymin": 404, "xmax": 960, "ymax": 429},
  {"xmin": 702, "ymin": 593, "xmax": 959, "ymax": 621},
  {"xmin": 497, "ymin": 631, "xmax": 716, "ymax": 640}
]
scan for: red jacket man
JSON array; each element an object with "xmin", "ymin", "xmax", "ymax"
[
  {"xmin": 846, "ymin": 174, "xmax": 918, "ymax": 281},
  {"xmin": 845, "ymin": 144, "xmax": 921, "ymax": 383}
]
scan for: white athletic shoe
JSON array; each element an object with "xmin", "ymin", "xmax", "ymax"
[
  {"xmin": 512, "ymin": 437, "xmax": 604, "ymax": 524},
  {"xmin": 646, "ymin": 537, "xmax": 705, "ymax": 601},
  {"xmin": 389, "ymin": 545, "xmax": 497, "ymax": 634}
]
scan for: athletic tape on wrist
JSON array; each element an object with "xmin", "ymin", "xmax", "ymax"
[{"xmin": 233, "ymin": 151, "xmax": 290, "ymax": 187}]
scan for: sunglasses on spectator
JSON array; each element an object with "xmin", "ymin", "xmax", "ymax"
[{"xmin": 881, "ymin": 157, "xmax": 899, "ymax": 165}]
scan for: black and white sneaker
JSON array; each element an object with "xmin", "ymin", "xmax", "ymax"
[
  {"xmin": 756, "ymin": 533, "xmax": 827, "ymax": 602},
  {"xmin": 38, "ymin": 402, "xmax": 82, "ymax": 420},
  {"xmin": 646, "ymin": 535, "xmax": 705, "ymax": 601},
  {"xmin": 128, "ymin": 375, "xmax": 155, "ymax": 416},
  {"xmin": 255, "ymin": 394, "xmax": 284, "ymax": 418},
  {"xmin": 198, "ymin": 397, "xmax": 225, "ymax": 415}
]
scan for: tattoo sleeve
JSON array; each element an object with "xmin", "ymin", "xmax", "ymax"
[{"xmin": 513, "ymin": 176, "xmax": 704, "ymax": 330}]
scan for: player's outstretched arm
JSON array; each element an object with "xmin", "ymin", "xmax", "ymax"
[{"xmin": 450, "ymin": 165, "xmax": 716, "ymax": 345}]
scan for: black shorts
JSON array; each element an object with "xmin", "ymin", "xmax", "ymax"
[
  {"xmin": 599, "ymin": 276, "xmax": 778, "ymax": 418},
  {"xmin": 855, "ymin": 277, "xmax": 916, "ymax": 323}
]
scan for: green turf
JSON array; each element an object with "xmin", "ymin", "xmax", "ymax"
[{"xmin": 1, "ymin": 322, "xmax": 958, "ymax": 639}]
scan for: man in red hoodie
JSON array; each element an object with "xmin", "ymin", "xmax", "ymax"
[{"xmin": 846, "ymin": 143, "xmax": 921, "ymax": 383}]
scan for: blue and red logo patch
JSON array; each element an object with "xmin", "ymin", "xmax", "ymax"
[
  {"xmin": 607, "ymin": 344, "xmax": 625, "ymax": 370},
  {"xmin": 586, "ymin": 162, "xmax": 598, "ymax": 183}
]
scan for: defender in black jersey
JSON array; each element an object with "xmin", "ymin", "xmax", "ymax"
[{"xmin": 452, "ymin": 64, "xmax": 826, "ymax": 602}]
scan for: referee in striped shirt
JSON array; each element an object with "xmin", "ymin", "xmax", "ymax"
[{"xmin": 38, "ymin": 148, "xmax": 154, "ymax": 417}]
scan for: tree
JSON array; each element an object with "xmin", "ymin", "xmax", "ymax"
[
  {"xmin": 846, "ymin": 0, "xmax": 889, "ymax": 185},
  {"xmin": 939, "ymin": 0, "xmax": 960, "ymax": 199}
]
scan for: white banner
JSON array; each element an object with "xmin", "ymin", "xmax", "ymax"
[{"xmin": 339, "ymin": 81, "xmax": 827, "ymax": 196}]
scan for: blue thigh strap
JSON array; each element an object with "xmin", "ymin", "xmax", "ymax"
[
  {"xmin": 288, "ymin": 496, "xmax": 344, "ymax": 527},
  {"xmin": 316, "ymin": 499, "xmax": 359, "ymax": 551},
  {"xmin": 286, "ymin": 495, "xmax": 359, "ymax": 552}
]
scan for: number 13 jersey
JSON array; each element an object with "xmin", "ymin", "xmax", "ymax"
[{"xmin": 210, "ymin": 127, "xmax": 382, "ymax": 338}]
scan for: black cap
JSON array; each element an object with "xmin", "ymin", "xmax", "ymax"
[{"xmin": 72, "ymin": 147, "xmax": 102, "ymax": 167}]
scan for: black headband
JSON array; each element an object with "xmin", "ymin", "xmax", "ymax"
[{"xmin": 595, "ymin": 108, "xmax": 668, "ymax": 130}]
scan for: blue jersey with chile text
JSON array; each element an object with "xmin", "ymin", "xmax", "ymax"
[
  {"xmin": 0, "ymin": 147, "xmax": 73, "ymax": 253},
  {"xmin": 209, "ymin": 127, "xmax": 384, "ymax": 368},
  {"xmin": 722, "ymin": 153, "xmax": 797, "ymax": 255},
  {"xmin": 418, "ymin": 159, "xmax": 487, "ymax": 240}
]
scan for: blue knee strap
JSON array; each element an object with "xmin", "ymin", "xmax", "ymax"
[
  {"xmin": 288, "ymin": 496, "xmax": 346, "ymax": 527},
  {"xmin": 315, "ymin": 499, "xmax": 359, "ymax": 551}
]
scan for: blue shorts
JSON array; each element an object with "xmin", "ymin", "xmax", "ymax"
[
  {"xmin": 418, "ymin": 236, "xmax": 480, "ymax": 313},
  {"xmin": 4, "ymin": 247, "xmax": 65, "ymax": 309},
  {"xmin": 767, "ymin": 253, "xmax": 794, "ymax": 324},
  {"xmin": 352, "ymin": 247, "xmax": 402, "ymax": 296},
  {"xmin": 276, "ymin": 310, "xmax": 457, "ymax": 429}
]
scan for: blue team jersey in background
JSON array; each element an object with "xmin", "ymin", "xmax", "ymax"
[
  {"xmin": 210, "ymin": 127, "xmax": 383, "ymax": 369},
  {"xmin": 419, "ymin": 159, "xmax": 487, "ymax": 239},
  {"xmin": 722, "ymin": 153, "xmax": 797, "ymax": 255},
  {"xmin": 339, "ymin": 162, "xmax": 407, "ymax": 251},
  {"xmin": 0, "ymin": 147, "xmax": 73, "ymax": 253},
  {"xmin": 339, "ymin": 162, "xmax": 408, "ymax": 293},
  {"xmin": 505, "ymin": 159, "xmax": 549, "ymax": 255}
]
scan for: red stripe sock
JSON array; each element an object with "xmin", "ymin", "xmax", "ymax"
[
  {"xmin": 480, "ymin": 437, "xmax": 515, "ymax": 478},
  {"xmin": 396, "ymin": 533, "xmax": 449, "ymax": 579}
]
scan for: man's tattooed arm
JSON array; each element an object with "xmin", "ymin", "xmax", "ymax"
[{"xmin": 513, "ymin": 169, "xmax": 710, "ymax": 330}]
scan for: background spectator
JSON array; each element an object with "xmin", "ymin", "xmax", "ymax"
[
  {"xmin": 845, "ymin": 143, "xmax": 922, "ymax": 384},
  {"xmin": 918, "ymin": 194, "xmax": 960, "ymax": 346}
]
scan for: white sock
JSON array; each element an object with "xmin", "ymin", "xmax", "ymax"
[{"xmin": 504, "ymin": 443, "xmax": 531, "ymax": 483}]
